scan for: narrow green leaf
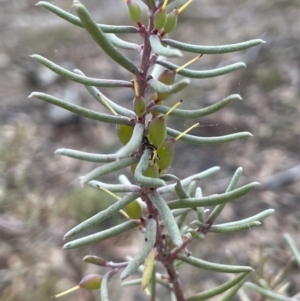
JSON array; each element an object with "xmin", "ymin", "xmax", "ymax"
[
  {"xmin": 148, "ymin": 78, "xmax": 190, "ymax": 94},
  {"xmin": 209, "ymin": 209, "xmax": 274, "ymax": 232},
  {"xmin": 121, "ymin": 218, "xmax": 157, "ymax": 280},
  {"xmin": 158, "ymin": 167, "xmax": 220, "ymax": 194},
  {"xmin": 167, "ymin": 128, "xmax": 253, "ymax": 145},
  {"xmin": 209, "ymin": 221, "xmax": 261, "ymax": 234},
  {"xmin": 162, "ymin": 38, "xmax": 265, "ymax": 54},
  {"xmin": 87, "ymin": 180, "xmax": 141, "ymax": 193},
  {"xmin": 74, "ymin": 0, "xmax": 139, "ymax": 73},
  {"xmin": 177, "ymin": 254, "xmax": 253, "ymax": 273},
  {"xmin": 80, "ymin": 157, "xmax": 139, "ymax": 185},
  {"xmin": 171, "ymin": 208, "xmax": 191, "ymax": 217},
  {"xmin": 160, "ymin": 174, "xmax": 189, "ymax": 199},
  {"xmin": 206, "ymin": 167, "xmax": 243, "ymax": 224},
  {"xmin": 29, "ymin": 92, "xmax": 131, "ymax": 126},
  {"xmin": 100, "ymin": 269, "xmax": 118, "ymax": 301},
  {"xmin": 55, "ymin": 148, "xmax": 117, "ymax": 163},
  {"xmin": 168, "ymin": 182, "xmax": 260, "ymax": 209},
  {"xmin": 116, "ymin": 123, "xmax": 145, "ymax": 158},
  {"xmin": 36, "ymin": 1, "xmax": 138, "ymax": 33},
  {"xmin": 106, "ymin": 34, "xmax": 140, "ymax": 50},
  {"xmin": 186, "ymin": 273, "xmax": 249, "ymax": 301},
  {"xmin": 188, "ymin": 181, "xmax": 198, "ymax": 198},
  {"xmin": 156, "ymin": 60, "xmax": 246, "ymax": 78},
  {"xmin": 64, "ymin": 220, "xmax": 139, "ymax": 249},
  {"xmin": 153, "ymin": 94, "xmax": 242, "ymax": 119},
  {"xmin": 122, "ymin": 279, "xmax": 142, "ymax": 286},
  {"xmin": 31, "ymin": 55, "xmax": 132, "ymax": 88},
  {"xmin": 64, "ymin": 192, "xmax": 141, "ymax": 239},
  {"xmin": 134, "ymin": 149, "xmax": 166, "ymax": 188},
  {"xmin": 245, "ymin": 282, "xmax": 297, "ymax": 301},
  {"xmin": 149, "ymin": 35, "xmax": 183, "ymax": 57},
  {"xmin": 151, "ymin": 55, "xmax": 167, "ymax": 80},
  {"xmin": 149, "ymin": 190, "xmax": 182, "ymax": 246},
  {"xmin": 284, "ymin": 233, "xmax": 300, "ymax": 267},
  {"xmin": 74, "ymin": 69, "xmax": 135, "ymax": 119},
  {"xmin": 217, "ymin": 280, "xmax": 246, "ymax": 301}
]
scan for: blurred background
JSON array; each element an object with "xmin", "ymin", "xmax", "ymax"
[{"xmin": 0, "ymin": 0, "xmax": 299, "ymax": 300}]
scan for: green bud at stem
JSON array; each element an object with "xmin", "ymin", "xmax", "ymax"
[
  {"xmin": 117, "ymin": 124, "xmax": 134, "ymax": 145},
  {"xmin": 154, "ymin": 8, "xmax": 167, "ymax": 30},
  {"xmin": 157, "ymin": 139, "xmax": 175, "ymax": 170},
  {"xmin": 79, "ymin": 274, "xmax": 103, "ymax": 290},
  {"xmin": 157, "ymin": 69, "xmax": 176, "ymax": 100},
  {"xmin": 125, "ymin": 0, "xmax": 142, "ymax": 23},
  {"xmin": 143, "ymin": 163, "xmax": 160, "ymax": 178},
  {"xmin": 134, "ymin": 95, "xmax": 146, "ymax": 116},
  {"xmin": 164, "ymin": 9, "xmax": 178, "ymax": 34},
  {"xmin": 148, "ymin": 116, "xmax": 167, "ymax": 147}
]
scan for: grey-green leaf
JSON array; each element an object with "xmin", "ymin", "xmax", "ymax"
[
  {"xmin": 168, "ymin": 182, "xmax": 260, "ymax": 209},
  {"xmin": 121, "ymin": 218, "xmax": 157, "ymax": 280},
  {"xmin": 148, "ymin": 78, "xmax": 190, "ymax": 94},
  {"xmin": 186, "ymin": 273, "xmax": 249, "ymax": 301},
  {"xmin": 80, "ymin": 157, "xmax": 139, "ymax": 185},
  {"xmin": 64, "ymin": 192, "xmax": 140, "ymax": 239},
  {"xmin": 134, "ymin": 149, "xmax": 166, "ymax": 188},
  {"xmin": 167, "ymin": 128, "xmax": 253, "ymax": 145},
  {"xmin": 149, "ymin": 34, "xmax": 183, "ymax": 57},
  {"xmin": 156, "ymin": 60, "xmax": 246, "ymax": 78},
  {"xmin": 74, "ymin": 0, "xmax": 139, "ymax": 73},
  {"xmin": 29, "ymin": 92, "xmax": 131, "ymax": 126},
  {"xmin": 64, "ymin": 220, "xmax": 138, "ymax": 249},
  {"xmin": 55, "ymin": 148, "xmax": 118, "ymax": 163},
  {"xmin": 36, "ymin": 1, "xmax": 138, "ymax": 33},
  {"xmin": 153, "ymin": 94, "xmax": 242, "ymax": 119},
  {"xmin": 31, "ymin": 55, "xmax": 132, "ymax": 88},
  {"xmin": 162, "ymin": 38, "xmax": 265, "ymax": 54},
  {"xmin": 149, "ymin": 191, "xmax": 182, "ymax": 246},
  {"xmin": 177, "ymin": 254, "xmax": 253, "ymax": 273}
]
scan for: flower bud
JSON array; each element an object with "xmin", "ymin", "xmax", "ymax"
[
  {"xmin": 143, "ymin": 162, "xmax": 160, "ymax": 178},
  {"xmin": 157, "ymin": 139, "xmax": 175, "ymax": 170},
  {"xmin": 157, "ymin": 69, "xmax": 176, "ymax": 100},
  {"xmin": 148, "ymin": 116, "xmax": 166, "ymax": 147},
  {"xmin": 151, "ymin": 100, "xmax": 162, "ymax": 118},
  {"xmin": 79, "ymin": 274, "xmax": 103, "ymax": 290},
  {"xmin": 125, "ymin": 199, "xmax": 142, "ymax": 219},
  {"xmin": 164, "ymin": 9, "xmax": 178, "ymax": 34},
  {"xmin": 134, "ymin": 95, "xmax": 146, "ymax": 116},
  {"xmin": 125, "ymin": 0, "xmax": 142, "ymax": 23},
  {"xmin": 154, "ymin": 8, "xmax": 167, "ymax": 30},
  {"xmin": 117, "ymin": 124, "xmax": 134, "ymax": 145},
  {"xmin": 52, "ymin": 274, "xmax": 103, "ymax": 299}
]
